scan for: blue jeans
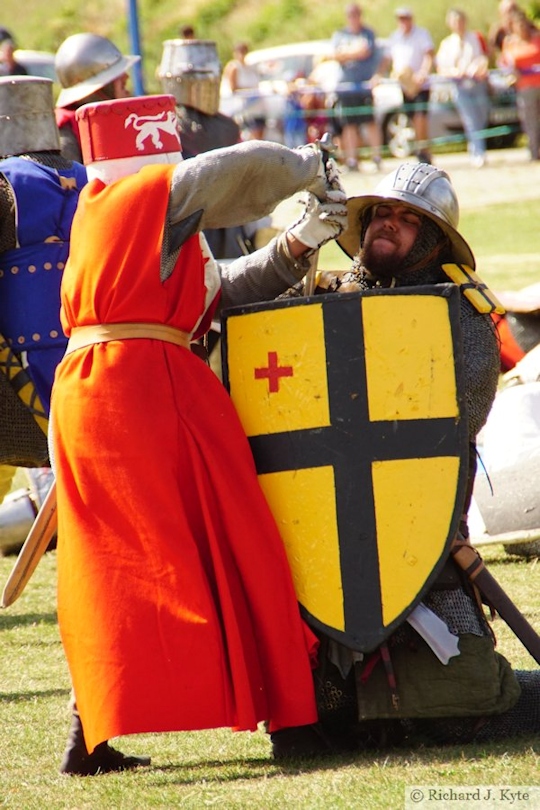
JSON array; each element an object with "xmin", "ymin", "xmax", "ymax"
[{"xmin": 454, "ymin": 80, "xmax": 490, "ymax": 159}]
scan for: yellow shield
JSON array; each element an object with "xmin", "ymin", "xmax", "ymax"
[{"xmin": 222, "ymin": 286, "xmax": 468, "ymax": 651}]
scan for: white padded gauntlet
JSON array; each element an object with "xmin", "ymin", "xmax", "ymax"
[{"xmin": 287, "ymin": 190, "xmax": 348, "ymax": 253}]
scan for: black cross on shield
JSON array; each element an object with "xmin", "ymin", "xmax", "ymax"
[{"xmin": 221, "ymin": 285, "xmax": 468, "ymax": 652}]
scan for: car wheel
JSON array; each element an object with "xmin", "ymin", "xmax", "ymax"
[
  {"xmin": 383, "ymin": 110, "xmax": 416, "ymax": 158},
  {"xmin": 488, "ymin": 130, "xmax": 520, "ymax": 150}
]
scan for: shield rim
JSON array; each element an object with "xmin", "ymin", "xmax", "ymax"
[{"xmin": 222, "ymin": 285, "xmax": 469, "ymax": 652}]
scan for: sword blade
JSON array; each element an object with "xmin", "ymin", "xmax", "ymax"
[{"xmin": 1, "ymin": 480, "xmax": 57, "ymax": 608}]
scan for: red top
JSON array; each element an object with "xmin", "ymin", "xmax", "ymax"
[
  {"xmin": 52, "ymin": 164, "xmax": 318, "ymax": 751},
  {"xmin": 501, "ymin": 32, "xmax": 540, "ymax": 90}
]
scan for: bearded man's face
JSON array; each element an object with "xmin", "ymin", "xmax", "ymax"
[{"xmin": 361, "ymin": 203, "xmax": 423, "ymax": 279}]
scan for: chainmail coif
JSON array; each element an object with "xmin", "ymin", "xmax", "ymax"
[{"xmin": 283, "ymin": 209, "xmax": 500, "ymax": 439}]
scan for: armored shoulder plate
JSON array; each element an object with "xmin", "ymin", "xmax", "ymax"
[{"xmin": 442, "ymin": 263, "xmax": 505, "ymax": 315}]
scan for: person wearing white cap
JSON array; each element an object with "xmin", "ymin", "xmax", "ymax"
[
  {"xmin": 373, "ymin": 7, "xmax": 435, "ymax": 162},
  {"xmin": 49, "ymin": 93, "xmax": 348, "ymax": 772},
  {"xmin": 54, "ymin": 33, "xmax": 140, "ymax": 162}
]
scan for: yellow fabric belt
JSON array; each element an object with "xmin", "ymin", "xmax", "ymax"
[{"xmin": 65, "ymin": 323, "xmax": 192, "ymax": 355}]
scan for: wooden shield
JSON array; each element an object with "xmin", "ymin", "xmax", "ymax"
[{"xmin": 221, "ymin": 285, "xmax": 469, "ymax": 652}]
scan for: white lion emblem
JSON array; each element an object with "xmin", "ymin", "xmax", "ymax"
[{"xmin": 125, "ymin": 110, "xmax": 179, "ymax": 151}]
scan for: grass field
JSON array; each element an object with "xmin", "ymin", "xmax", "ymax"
[
  {"xmin": 1, "ymin": 146, "xmax": 540, "ymax": 809},
  {"xmin": 1, "ymin": 547, "xmax": 539, "ymax": 809}
]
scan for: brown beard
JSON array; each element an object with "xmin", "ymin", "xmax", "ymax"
[{"xmin": 360, "ymin": 241, "xmax": 410, "ymax": 281}]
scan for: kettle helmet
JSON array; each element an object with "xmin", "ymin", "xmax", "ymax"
[
  {"xmin": 338, "ymin": 162, "xmax": 474, "ymax": 269},
  {"xmin": 55, "ymin": 33, "xmax": 140, "ymax": 108}
]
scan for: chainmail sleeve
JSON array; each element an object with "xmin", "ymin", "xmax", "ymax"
[
  {"xmin": 459, "ymin": 296, "xmax": 500, "ymax": 439},
  {"xmin": 218, "ymin": 232, "xmax": 311, "ymax": 309}
]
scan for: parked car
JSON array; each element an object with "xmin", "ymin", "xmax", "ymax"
[
  {"xmin": 220, "ymin": 39, "xmax": 522, "ymax": 156},
  {"xmin": 14, "ymin": 49, "xmax": 57, "ymax": 83}
]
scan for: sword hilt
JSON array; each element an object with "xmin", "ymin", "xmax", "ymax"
[{"xmin": 304, "ymin": 133, "xmax": 337, "ymax": 297}]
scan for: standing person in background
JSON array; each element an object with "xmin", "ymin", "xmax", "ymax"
[
  {"xmin": 330, "ymin": 2, "xmax": 382, "ymax": 172},
  {"xmin": 374, "ymin": 6, "xmax": 435, "ymax": 163},
  {"xmin": 222, "ymin": 42, "xmax": 265, "ymax": 139},
  {"xmin": 500, "ymin": 8, "xmax": 540, "ymax": 161},
  {"xmin": 0, "ymin": 39, "xmax": 27, "ymax": 76},
  {"xmin": 488, "ymin": 0, "xmax": 521, "ymax": 59},
  {"xmin": 54, "ymin": 33, "xmax": 139, "ymax": 161},
  {"xmin": 178, "ymin": 24, "xmax": 196, "ymax": 39},
  {"xmin": 436, "ymin": 8, "xmax": 490, "ymax": 168}
]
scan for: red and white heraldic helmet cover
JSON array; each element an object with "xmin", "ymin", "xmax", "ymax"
[{"xmin": 76, "ymin": 94, "xmax": 183, "ymax": 183}]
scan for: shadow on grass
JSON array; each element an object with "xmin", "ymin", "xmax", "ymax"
[
  {"xmin": 0, "ymin": 611, "xmax": 58, "ymax": 630},
  {"xmin": 0, "ymin": 687, "xmax": 69, "ymax": 702},
  {"xmin": 142, "ymin": 736, "xmax": 539, "ymax": 785},
  {"xmin": 145, "ymin": 754, "xmax": 344, "ymax": 786},
  {"xmin": 487, "ymin": 555, "xmax": 540, "ymax": 567}
]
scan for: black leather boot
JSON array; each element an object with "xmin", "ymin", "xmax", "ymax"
[
  {"xmin": 59, "ymin": 708, "xmax": 151, "ymax": 776},
  {"xmin": 270, "ymin": 723, "xmax": 335, "ymax": 760}
]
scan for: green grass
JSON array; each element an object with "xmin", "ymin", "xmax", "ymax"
[
  {"xmin": 2, "ymin": 58, "xmax": 540, "ymax": 803},
  {"xmin": 1, "ymin": 547, "xmax": 539, "ymax": 808}
]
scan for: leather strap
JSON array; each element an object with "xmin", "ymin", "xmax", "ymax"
[{"xmin": 65, "ymin": 322, "xmax": 191, "ymax": 355}]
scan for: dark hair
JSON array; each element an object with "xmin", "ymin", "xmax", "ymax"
[
  {"xmin": 0, "ymin": 27, "xmax": 15, "ymax": 45},
  {"xmin": 179, "ymin": 24, "xmax": 195, "ymax": 38}
]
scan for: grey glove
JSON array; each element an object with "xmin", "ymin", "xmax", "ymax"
[{"xmin": 287, "ymin": 190, "xmax": 348, "ymax": 254}]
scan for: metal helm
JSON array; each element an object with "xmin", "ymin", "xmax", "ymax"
[
  {"xmin": 157, "ymin": 39, "xmax": 222, "ymax": 115},
  {"xmin": 338, "ymin": 162, "xmax": 475, "ymax": 269},
  {"xmin": 0, "ymin": 76, "xmax": 60, "ymax": 157},
  {"xmin": 55, "ymin": 33, "xmax": 140, "ymax": 108},
  {"xmin": 77, "ymin": 94, "xmax": 183, "ymax": 184}
]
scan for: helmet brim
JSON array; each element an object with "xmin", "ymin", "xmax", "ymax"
[
  {"xmin": 57, "ymin": 53, "xmax": 141, "ymax": 108},
  {"xmin": 337, "ymin": 193, "xmax": 475, "ymax": 270}
]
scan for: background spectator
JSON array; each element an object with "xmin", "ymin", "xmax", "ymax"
[
  {"xmin": 436, "ymin": 8, "xmax": 490, "ymax": 167},
  {"xmin": 374, "ymin": 6, "xmax": 435, "ymax": 163},
  {"xmin": 0, "ymin": 27, "xmax": 14, "ymax": 44},
  {"xmin": 330, "ymin": 3, "xmax": 382, "ymax": 172},
  {"xmin": 500, "ymin": 8, "xmax": 540, "ymax": 160},
  {"xmin": 178, "ymin": 24, "xmax": 196, "ymax": 39},
  {"xmin": 222, "ymin": 42, "xmax": 265, "ymax": 139},
  {"xmin": 0, "ymin": 38, "xmax": 27, "ymax": 76},
  {"xmin": 488, "ymin": 0, "xmax": 521, "ymax": 59}
]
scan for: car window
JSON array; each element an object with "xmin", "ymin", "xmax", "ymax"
[
  {"xmin": 254, "ymin": 54, "xmax": 316, "ymax": 82},
  {"xmin": 14, "ymin": 50, "xmax": 57, "ymax": 83}
]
